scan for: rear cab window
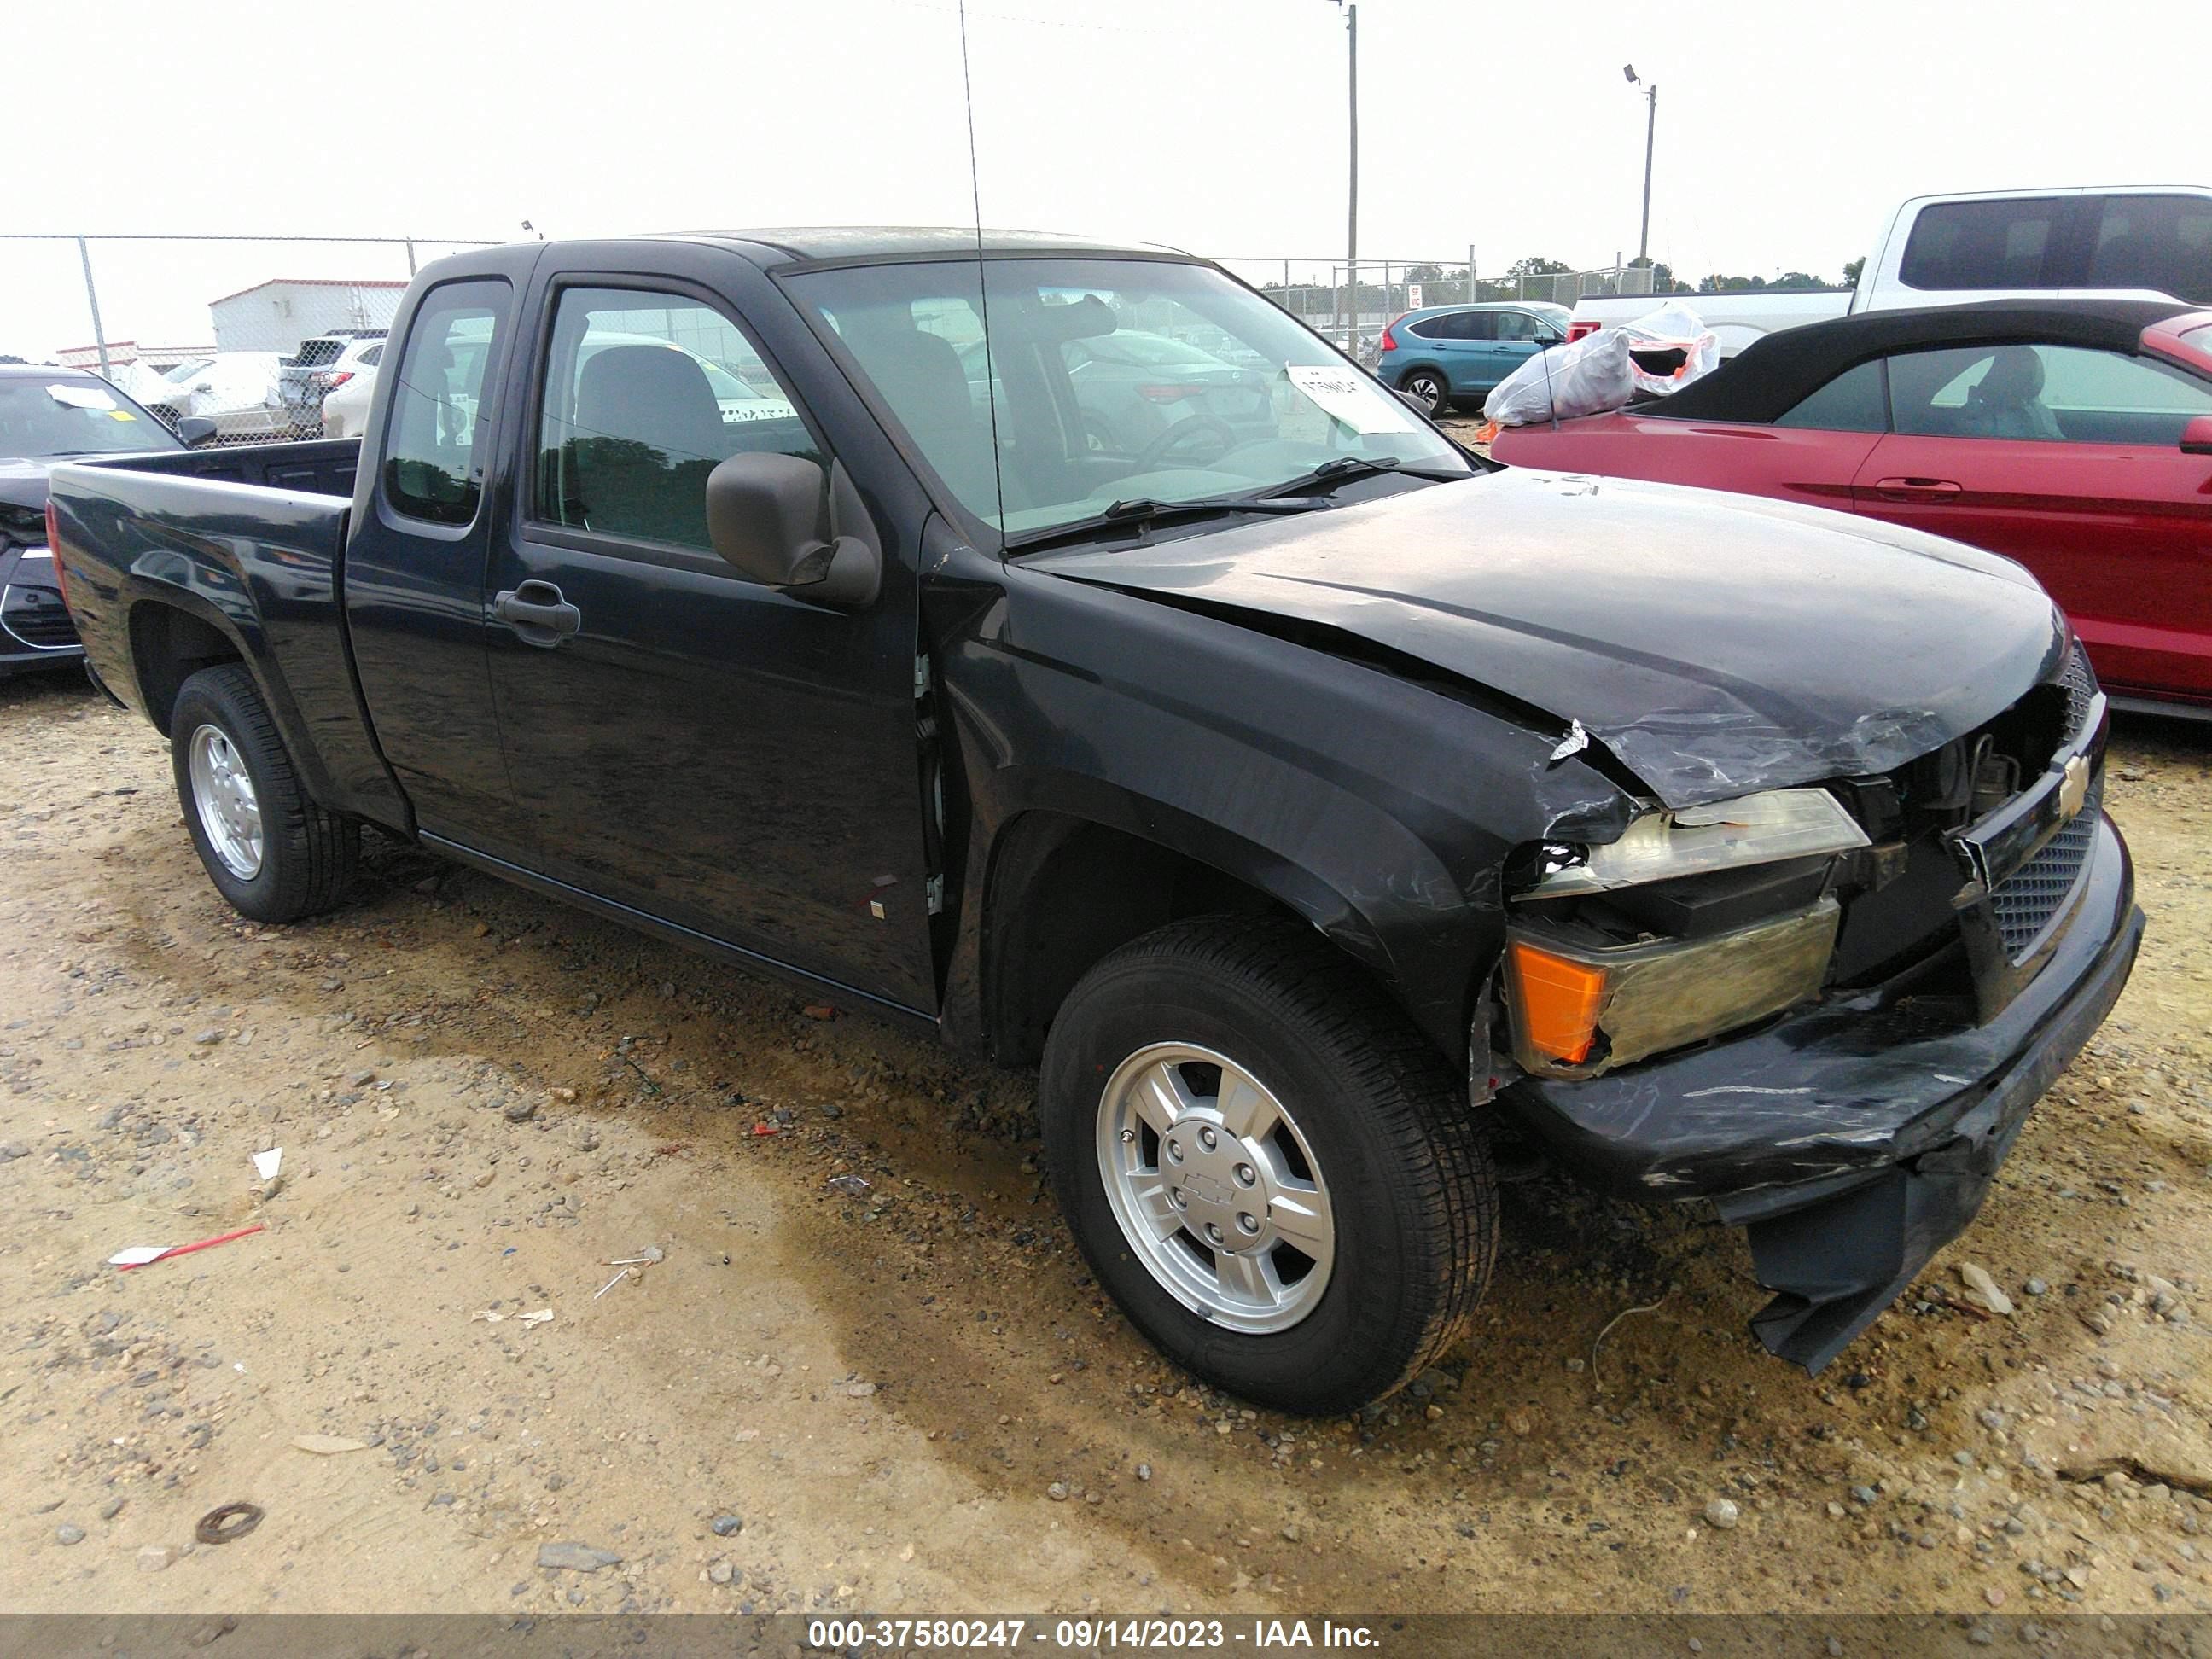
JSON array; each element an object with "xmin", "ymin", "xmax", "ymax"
[
  {"xmin": 2085, "ymin": 195, "xmax": 2212, "ymax": 305},
  {"xmin": 382, "ymin": 278, "xmax": 510, "ymax": 526},
  {"xmin": 1899, "ymin": 197, "xmax": 2066, "ymax": 290},
  {"xmin": 1901, "ymin": 193, "xmax": 2212, "ymax": 303}
]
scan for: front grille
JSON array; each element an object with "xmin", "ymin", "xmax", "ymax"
[
  {"xmin": 0, "ymin": 585, "xmax": 79, "ymax": 650},
  {"xmin": 2058, "ymin": 643, "xmax": 2097, "ymax": 740},
  {"xmin": 1988, "ymin": 782, "xmax": 2100, "ymax": 959}
]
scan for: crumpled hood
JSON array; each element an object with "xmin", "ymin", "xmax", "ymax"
[{"xmin": 1038, "ymin": 468, "xmax": 2066, "ymax": 808}]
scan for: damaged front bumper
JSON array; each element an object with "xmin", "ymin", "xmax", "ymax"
[{"xmin": 1502, "ymin": 811, "xmax": 2142, "ymax": 1372}]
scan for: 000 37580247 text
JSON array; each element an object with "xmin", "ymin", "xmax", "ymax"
[{"xmin": 805, "ymin": 1619, "xmax": 1385, "ymax": 1650}]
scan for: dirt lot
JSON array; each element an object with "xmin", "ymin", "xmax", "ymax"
[{"xmin": 3, "ymin": 667, "xmax": 2209, "ymax": 1621}]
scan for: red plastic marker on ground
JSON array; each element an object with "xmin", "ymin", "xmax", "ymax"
[{"xmin": 108, "ymin": 1225, "xmax": 265, "ymax": 1270}]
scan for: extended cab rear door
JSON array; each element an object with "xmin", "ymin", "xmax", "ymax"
[
  {"xmin": 480, "ymin": 242, "xmax": 941, "ymax": 1017},
  {"xmin": 344, "ymin": 256, "xmax": 540, "ymax": 865}
]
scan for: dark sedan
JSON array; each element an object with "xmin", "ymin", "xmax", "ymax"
[{"xmin": 0, "ymin": 365, "xmax": 185, "ymax": 675}]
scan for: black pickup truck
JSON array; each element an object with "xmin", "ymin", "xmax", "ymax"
[{"xmin": 48, "ymin": 230, "xmax": 2143, "ymax": 1412}]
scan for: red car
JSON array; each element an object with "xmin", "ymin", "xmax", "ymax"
[{"xmin": 1493, "ymin": 300, "xmax": 2212, "ymax": 712}]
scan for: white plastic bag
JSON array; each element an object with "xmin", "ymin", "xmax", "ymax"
[
  {"xmin": 1481, "ymin": 301, "xmax": 1724, "ymax": 425},
  {"xmin": 1617, "ymin": 302, "xmax": 1721, "ymax": 396},
  {"xmin": 1482, "ymin": 329, "xmax": 1632, "ymax": 426}
]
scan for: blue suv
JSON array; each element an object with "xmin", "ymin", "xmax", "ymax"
[{"xmin": 1376, "ymin": 302, "xmax": 1572, "ymax": 416}]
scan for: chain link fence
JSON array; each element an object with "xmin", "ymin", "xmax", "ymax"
[
  {"xmin": 5, "ymin": 234, "xmax": 496, "ymax": 445},
  {"xmin": 1216, "ymin": 257, "xmax": 1657, "ymax": 356},
  {"xmin": 10, "ymin": 235, "xmax": 1668, "ymax": 445}
]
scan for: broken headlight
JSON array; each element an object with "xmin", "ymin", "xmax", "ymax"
[
  {"xmin": 1521, "ymin": 788, "xmax": 1868, "ymax": 898},
  {"xmin": 1503, "ymin": 789, "xmax": 1867, "ymax": 1077}
]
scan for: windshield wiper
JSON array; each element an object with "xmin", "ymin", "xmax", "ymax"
[
  {"xmin": 1006, "ymin": 492, "xmax": 1330, "ymax": 555},
  {"xmin": 1251, "ymin": 453, "xmax": 1467, "ymax": 499}
]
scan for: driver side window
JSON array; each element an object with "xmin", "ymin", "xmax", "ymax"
[
  {"xmin": 1889, "ymin": 343, "xmax": 2212, "ymax": 445},
  {"xmin": 533, "ymin": 287, "xmax": 819, "ymax": 555}
]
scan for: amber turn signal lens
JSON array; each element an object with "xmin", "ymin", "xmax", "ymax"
[{"xmin": 1505, "ymin": 940, "xmax": 1610, "ymax": 1066}]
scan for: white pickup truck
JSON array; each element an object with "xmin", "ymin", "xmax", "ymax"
[{"xmin": 1568, "ymin": 184, "xmax": 2212, "ymax": 352}]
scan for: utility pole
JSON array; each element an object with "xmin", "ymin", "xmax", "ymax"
[
  {"xmin": 1330, "ymin": 2, "xmax": 1358, "ymax": 351},
  {"xmin": 75, "ymin": 236, "xmax": 111, "ymax": 379},
  {"xmin": 1623, "ymin": 65, "xmax": 1656, "ymax": 265}
]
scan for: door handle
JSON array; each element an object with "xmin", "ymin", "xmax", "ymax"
[
  {"xmin": 494, "ymin": 580, "xmax": 582, "ymax": 648},
  {"xmin": 1872, "ymin": 476, "xmax": 1963, "ymax": 500}
]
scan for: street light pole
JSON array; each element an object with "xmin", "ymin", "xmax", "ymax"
[
  {"xmin": 1624, "ymin": 65, "xmax": 1656, "ymax": 266},
  {"xmin": 1331, "ymin": 2, "xmax": 1358, "ymax": 351}
]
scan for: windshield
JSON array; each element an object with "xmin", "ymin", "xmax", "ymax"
[
  {"xmin": 2185, "ymin": 323, "xmax": 2212, "ymax": 355},
  {"xmin": 0, "ymin": 379, "xmax": 180, "ymax": 459},
  {"xmin": 787, "ymin": 257, "xmax": 1466, "ymax": 539}
]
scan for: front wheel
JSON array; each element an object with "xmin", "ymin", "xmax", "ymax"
[
  {"xmin": 1040, "ymin": 917, "xmax": 1496, "ymax": 1413},
  {"xmin": 171, "ymin": 663, "xmax": 359, "ymax": 923},
  {"xmin": 1398, "ymin": 367, "xmax": 1452, "ymax": 418}
]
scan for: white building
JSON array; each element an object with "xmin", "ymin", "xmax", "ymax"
[{"xmin": 208, "ymin": 278, "xmax": 407, "ymax": 353}]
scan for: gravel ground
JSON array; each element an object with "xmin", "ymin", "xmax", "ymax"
[{"xmin": 3, "ymin": 667, "xmax": 2209, "ymax": 1618}]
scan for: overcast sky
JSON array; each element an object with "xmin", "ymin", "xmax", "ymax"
[{"xmin": 5, "ymin": 0, "xmax": 2202, "ymax": 358}]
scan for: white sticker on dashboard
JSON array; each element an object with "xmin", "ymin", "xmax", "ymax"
[
  {"xmin": 46, "ymin": 383, "xmax": 118, "ymax": 411},
  {"xmin": 1285, "ymin": 364, "xmax": 1414, "ymax": 434}
]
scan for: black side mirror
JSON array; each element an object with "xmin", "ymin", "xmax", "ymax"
[
  {"xmin": 705, "ymin": 451, "xmax": 880, "ymax": 608},
  {"xmin": 1393, "ymin": 388, "xmax": 1431, "ymax": 416},
  {"xmin": 2181, "ymin": 415, "xmax": 2212, "ymax": 456},
  {"xmin": 176, "ymin": 416, "xmax": 219, "ymax": 447}
]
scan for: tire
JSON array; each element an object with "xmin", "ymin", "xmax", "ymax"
[
  {"xmin": 1040, "ymin": 916, "xmax": 1496, "ymax": 1413},
  {"xmin": 171, "ymin": 663, "xmax": 359, "ymax": 923},
  {"xmin": 1398, "ymin": 366, "xmax": 1452, "ymax": 418}
]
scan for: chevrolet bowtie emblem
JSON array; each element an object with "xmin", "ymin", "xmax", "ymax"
[{"xmin": 2058, "ymin": 754, "xmax": 2091, "ymax": 821}]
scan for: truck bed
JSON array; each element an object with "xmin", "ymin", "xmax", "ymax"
[
  {"xmin": 1569, "ymin": 289, "xmax": 1854, "ymax": 355},
  {"xmin": 46, "ymin": 438, "xmax": 409, "ymax": 828},
  {"xmin": 96, "ymin": 435, "xmax": 363, "ymax": 498}
]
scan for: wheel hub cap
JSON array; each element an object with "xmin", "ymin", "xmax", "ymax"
[
  {"xmin": 188, "ymin": 724, "xmax": 264, "ymax": 881},
  {"xmin": 1096, "ymin": 1042, "xmax": 1335, "ymax": 1334}
]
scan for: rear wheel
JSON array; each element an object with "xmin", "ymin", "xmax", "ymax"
[
  {"xmin": 1040, "ymin": 917, "xmax": 1496, "ymax": 1413},
  {"xmin": 171, "ymin": 663, "xmax": 358, "ymax": 923},
  {"xmin": 1399, "ymin": 367, "xmax": 1452, "ymax": 418}
]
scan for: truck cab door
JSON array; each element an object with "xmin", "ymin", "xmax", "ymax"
[
  {"xmin": 343, "ymin": 270, "xmax": 538, "ymax": 866},
  {"xmin": 481, "ymin": 250, "xmax": 940, "ymax": 1018}
]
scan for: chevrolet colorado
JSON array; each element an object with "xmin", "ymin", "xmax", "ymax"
[{"xmin": 47, "ymin": 230, "xmax": 2143, "ymax": 1412}]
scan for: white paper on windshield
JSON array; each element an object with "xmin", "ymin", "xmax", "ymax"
[
  {"xmin": 47, "ymin": 383, "xmax": 119, "ymax": 411},
  {"xmin": 1285, "ymin": 364, "xmax": 1414, "ymax": 434}
]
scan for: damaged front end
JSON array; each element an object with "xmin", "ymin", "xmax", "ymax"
[{"xmin": 1494, "ymin": 642, "xmax": 2144, "ymax": 1371}]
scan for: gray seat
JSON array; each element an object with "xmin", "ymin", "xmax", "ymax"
[
  {"xmin": 845, "ymin": 322, "xmax": 1000, "ymax": 515},
  {"xmin": 566, "ymin": 344, "xmax": 734, "ymax": 546},
  {"xmin": 1963, "ymin": 347, "xmax": 2063, "ymax": 442}
]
